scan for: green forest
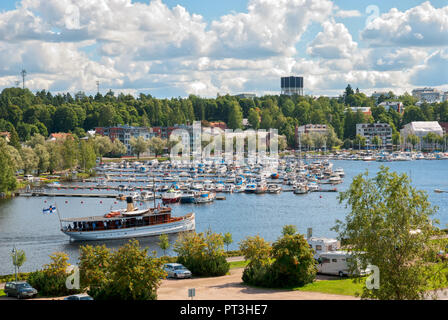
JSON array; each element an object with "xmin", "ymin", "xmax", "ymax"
[{"xmin": 1, "ymin": 85, "xmax": 448, "ymax": 149}]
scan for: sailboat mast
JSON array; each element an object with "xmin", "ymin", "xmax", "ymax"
[{"xmin": 153, "ymin": 175, "xmax": 156, "ymax": 209}]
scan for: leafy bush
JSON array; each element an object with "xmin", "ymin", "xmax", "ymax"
[
  {"xmin": 269, "ymin": 233, "xmax": 317, "ymax": 287},
  {"xmin": 174, "ymin": 230, "xmax": 230, "ymax": 277},
  {"xmin": 79, "ymin": 240, "xmax": 165, "ymax": 300},
  {"xmin": 27, "ymin": 252, "xmax": 80, "ymax": 297},
  {"xmin": 240, "ymin": 227, "xmax": 316, "ymax": 288}
]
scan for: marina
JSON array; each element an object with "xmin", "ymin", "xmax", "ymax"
[{"xmin": 0, "ymin": 158, "xmax": 448, "ymax": 275}]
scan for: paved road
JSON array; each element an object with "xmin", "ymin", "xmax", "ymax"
[{"xmin": 157, "ymin": 268, "xmax": 357, "ymax": 300}]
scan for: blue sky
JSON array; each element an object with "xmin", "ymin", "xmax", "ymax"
[{"xmin": 0, "ymin": 0, "xmax": 446, "ymax": 97}]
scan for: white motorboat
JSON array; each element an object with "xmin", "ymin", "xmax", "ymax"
[
  {"xmin": 294, "ymin": 183, "xmax": 309, "ymax": 195},
  {"xmin": 267, "ymin": 184, "xmax": 281, "ymax": 194}
]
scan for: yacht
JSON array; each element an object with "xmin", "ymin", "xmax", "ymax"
[
  {"xmin": 60, "ymin": 197, "xmax": 195, "ymax": 241},
  {"xmin": 161, "ymin": 189, "xmax": 182, "ymax": 204}
]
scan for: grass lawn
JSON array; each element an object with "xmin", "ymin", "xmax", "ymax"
[
  {"xmin": 0, "ymin": 289, "xmax": 5, "ymax": 297},
  {"xmin": 293, "ymin": 277, "xmax": 364, "ymax": 296},
  {"xmin": 229, "ymin": 260, "xmax": 249, "ymax": 269}
]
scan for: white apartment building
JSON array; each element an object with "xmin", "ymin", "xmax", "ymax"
[
  {"xmin": 400, "ymin": 121, "xmax": 443, "ymax": 150},
  {"xmin": 412, "ymin": 88, "xmax": 441, "ymax": 103},
  {"xmin": 356, "ymin": 123, "xmax": 393, "ymax": 149}
]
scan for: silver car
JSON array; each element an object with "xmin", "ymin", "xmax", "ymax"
[{"xmin": 163, "ymin": 263, "xmax": 192, "ymax": 279}]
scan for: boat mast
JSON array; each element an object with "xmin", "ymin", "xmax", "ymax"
[
  {"xmin": 54, "ymin": 200, "xmax": 63, "ymax": 230},
  {"xmin": 153, "ymin": 175, "xmax": 156, "ymax": 209}
]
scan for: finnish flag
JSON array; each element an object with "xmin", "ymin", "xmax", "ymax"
[{"xmin": 43, "ymin": 205, "xmax": 56, "ymax": 214}]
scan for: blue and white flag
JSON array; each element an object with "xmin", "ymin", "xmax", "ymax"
[{"xmin": 43, "ymin": 205, "xmax": 56, "ymax": 214}]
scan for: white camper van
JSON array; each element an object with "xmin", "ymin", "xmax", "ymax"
[
  {"xmin": 308, "ymin": 237, "xmax": 340, "ymax": 259},
  {"xmin": 317, "ymin": 251, "xmax": 370, "ymax": 277}
]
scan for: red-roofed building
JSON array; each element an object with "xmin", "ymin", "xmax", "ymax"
[
  {"xmin": 209, "ymin": 121, "xmax": 227, "ymax": 131},
  {"xmin": 48, "ymin": 133, "xmax": 73, "ymax": 141}
]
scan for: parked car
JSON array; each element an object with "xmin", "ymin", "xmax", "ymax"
[
  {"xmin": 64, "ymin": 294, "xmax": 94, "ymax": 300},
  {"xmin": 4, "ymin": 281, "xmax": 38, "ymax": 299},
  {"xmin": 163, "ymin": 263, "xmax": 192, "ymax": 279},
  {"xmin": 437, "ymin": 250, "xmax": 448, "ymax": 261}
]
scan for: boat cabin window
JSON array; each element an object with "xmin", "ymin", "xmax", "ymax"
[
  {"xmin": 315, "ymin": 245, "xmax": 322, "ymax": 251},
  {"xmin": 332, "ymin": 259, "xmax": 338, "ymax": 263}
]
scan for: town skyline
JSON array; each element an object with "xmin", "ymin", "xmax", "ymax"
[{"xmin": 0, "ymin": 0, "xmax": 447, "ymax": 98}]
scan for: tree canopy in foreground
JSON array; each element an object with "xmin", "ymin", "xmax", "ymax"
[{"xmin": 333, "ymin": 166, "xmax": 446, "ymax": 300}]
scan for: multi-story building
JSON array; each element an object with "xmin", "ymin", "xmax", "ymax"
[
  {"xmin": 295, "ymin": 124, "xmax": 327, "ymax": 147},
  {"xmin": 371, "ymin": 91, "xmax": 392, "ymax": 102},
  {"xmin": 356, "ymin": 123, "xmax": 392, "ymax": 149},
  {"xmin": 152, "ymin": 123, "xmax": 202, "ymax": 155},
  {"xmin": 349, "ymin": 107, "xmax": 372, "ymax": 116},
  {"xmin": 412, "ymin": 88, "xmax": 441, "ymax": 103},
  {"xmin": 400, "ymin": 121, "xmax": 443, "ymax": 150},
  {"xmin": 443, "ymin": 92, "xmax": 448, "ymax": 102},
  {"xmin": 378, "ymin": 101, "xmax": 404, "ymax": 113},
  {"xmin": 94, "ymin": 125, "xmax": 155, "ymax": 155}
]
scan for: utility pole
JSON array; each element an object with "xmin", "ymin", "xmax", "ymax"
[
  {"xmin": 20, "ymin": 69, "xmax": 27, "ymax": 89},
  {"xmin": 96, "ymin": 81, "xmax": 100, "ymax": 94}
]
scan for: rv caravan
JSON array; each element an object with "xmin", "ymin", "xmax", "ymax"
[
  {"xmin": 307, "ymin": 237, "xmax": 340, "ymax": 259},
  {"xmin": 317, "ymin": 251, "xmax": 371, "ymax": 277}
]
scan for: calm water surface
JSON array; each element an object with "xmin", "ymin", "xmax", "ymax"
[{"xmin": 0, "ymin": 160, "xmax": 447, "ymax": 275}]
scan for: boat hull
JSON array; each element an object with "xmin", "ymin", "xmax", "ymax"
[
  {"xmin": 162, "ymin": 197, "xmax": 181, "ymax": 204},
  {"xmin": 62, "ymin": 214, "xmax": 195, "ymax": 241}
]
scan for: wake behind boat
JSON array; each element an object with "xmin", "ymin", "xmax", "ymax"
[{"xmin": 60, "ymin": 197, "xmax": 195, "ymax": 241}]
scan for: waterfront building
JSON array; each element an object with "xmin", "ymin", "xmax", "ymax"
[
  {"xmin": 152, "ymin": 123, "xmax": 202, "ymax": 156},
  {"xmin": 281, "ymin": 76, "xmax": 304, "ymax": 96},
  {"xmin": 412, "ymin": 87, "xmax": 441, "ymax": 103},
  {"xmin": 356, "ymin": 123, "xmax": 392, "ymax": 150},
  {"xmin": 439, "ymin": 122, "xmax": 448, "ymax": 135},
  {"xmin": 295, "ymin": 124, "xmax": 328, "ymax": 147},
  {"xmin": 400, "ymin": 121, "xmax": 443, "ymax": 150},
  {"xmin": 378, "ymin": 101, "xmax": 404, "ymax": 113},
  {"xmin": 95, "ymin": 125, "xmax": 155, "ymax": 155}
]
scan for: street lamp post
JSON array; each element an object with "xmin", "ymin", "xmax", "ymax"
[{"xmin": 12, "ymin": 247, "xmax": 17, "ymax": 281}]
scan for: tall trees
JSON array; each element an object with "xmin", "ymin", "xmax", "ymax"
[
  {"xmin": 333, "ymin": 167, "xmax": 443, "ymax": 300},
  {"xmin": 148, "ymin": 137, "xmax": 167, "ymax": 157},
  {"xmin": 0, "ymin": 138, "xmax": 17, "ymax": 193},
  {"xmin": 129, "ymin": 136, "xmax": 149, "ymax": 159},
  {"xmin": 93, "ymin": 136, "xmax": 113, "ymax": 162},
  {"xmin": 228, "ymin": 101, "xmax": 243, "ymax": 130}
]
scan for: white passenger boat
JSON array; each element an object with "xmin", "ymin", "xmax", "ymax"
[{"xmin": 60, "ymin": 198, "xmax": 195, "ymax": 241}]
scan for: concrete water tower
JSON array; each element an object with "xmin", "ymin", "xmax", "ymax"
[{"xmin": 281, "ymin": 76, "xmax": 303, "ymax": 96}]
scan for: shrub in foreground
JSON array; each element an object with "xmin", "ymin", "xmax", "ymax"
[{"xmin": 174, "ymin": 230, "xmax": 230, "ymax": 277}]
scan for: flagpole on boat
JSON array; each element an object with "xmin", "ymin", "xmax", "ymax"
[{"xmin": 54, "ymin": 200, "xmax": 63, "ymax": 231}]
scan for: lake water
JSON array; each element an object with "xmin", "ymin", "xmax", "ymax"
[{"xmin": 0, "ymin": 160, "xmax": 447, "ymax": 275}]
